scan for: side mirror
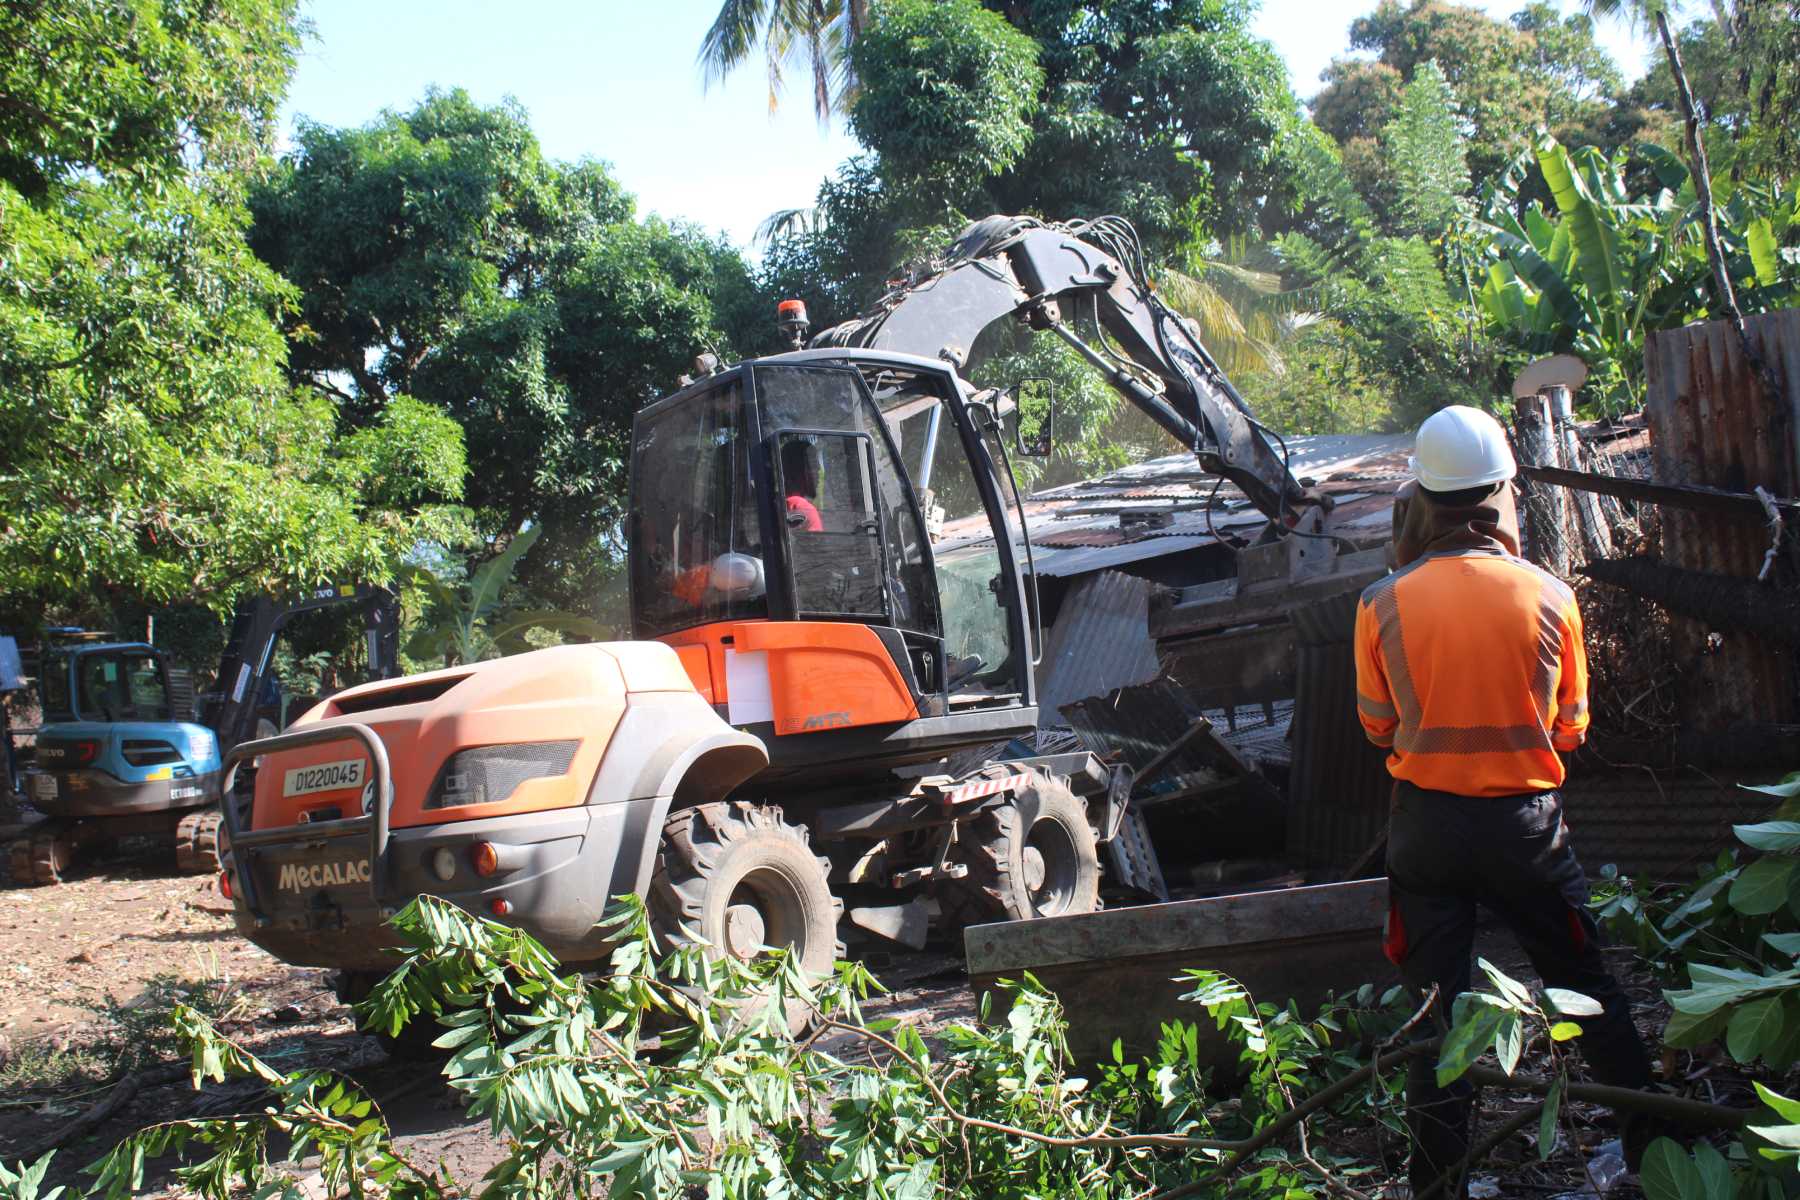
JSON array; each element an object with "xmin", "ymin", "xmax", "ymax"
[{"xmin": 1013, "ymin": 377, "xmax": 1055, "ymax": 458}]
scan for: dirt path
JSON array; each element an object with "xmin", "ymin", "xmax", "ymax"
[
  {"xmin": 0, "ymin": 846, "xmax": 980, "ymax": 1193},
  {"xmin": 0, "ymin": 862, "xmax": 288, "ymax": 1040}
]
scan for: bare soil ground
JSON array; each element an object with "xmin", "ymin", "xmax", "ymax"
[{"xmin": 0, "ymin": 843, "xmax": 978, "ymax": 1194}]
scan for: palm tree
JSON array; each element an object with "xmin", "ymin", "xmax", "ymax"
[{"xmin": 698, "ymin": 0, "xmax": 868, "ymax": 124}]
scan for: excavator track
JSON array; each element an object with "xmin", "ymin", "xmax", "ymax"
[
  {"xmin": 6, "ymin": 820, "xmax": 100, "ymax": 886},
  {"xmin": 174, "ymin": 808, "xmax": 225, "ymax": 875}
]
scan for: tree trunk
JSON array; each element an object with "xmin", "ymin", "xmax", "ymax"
[
  {"xmin": 1655, "ymin": 8, "xmax": 1787, "ymax": 410},
  {"xmin": 1655, "ymin": 11, "xmax": 1741, "ymax": 329}
]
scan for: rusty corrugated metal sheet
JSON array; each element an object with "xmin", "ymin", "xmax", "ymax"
[
  {"xmin": 1061, "ymin": 681, "xmax": 1232, "ymax": 802},
  {"xmin": 1645, "ymin": 311, "xmax": 1800, "ymax": 727},
  {"xmin": 1284, "ymin": 592, "xmax": 1392, "ymax": 871},
  {"xmin": 1562, "ymin": 772, "xmax": 1786, "ymax": 883},
  {"xmin": 1034, "ymin": 572, "xmax": 1162, "ymax": 721}
]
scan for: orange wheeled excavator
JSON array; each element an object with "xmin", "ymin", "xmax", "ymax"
[{"xmin": 216, "ymin": 216, "xmax": 1335, "ymax": 1027}]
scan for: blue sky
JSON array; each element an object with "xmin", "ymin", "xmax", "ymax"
[{"xmin": 281, "ymin": 1, "xmax": 1654, "ymax": 248}]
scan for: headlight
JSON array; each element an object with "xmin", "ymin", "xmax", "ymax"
[{"xmin": 424, "ymin": 741, "xmax": 579, "ymax": 810}]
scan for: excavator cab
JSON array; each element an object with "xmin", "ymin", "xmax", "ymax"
[{"xmin": 629, "ymin": 352, "xmax": 1041, "ymax": 770}]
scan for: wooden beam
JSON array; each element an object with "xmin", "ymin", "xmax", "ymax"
[{"xmin": 1522, "ymin": 464, "xmax": 1799, "ymax": 519}]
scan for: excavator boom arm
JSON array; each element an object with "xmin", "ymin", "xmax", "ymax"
[{"xmin": 812, "ymin": 217, "xmax": 1305, "ymax": 520}]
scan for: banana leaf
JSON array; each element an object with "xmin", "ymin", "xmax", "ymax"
[
  {"xmin": 1536, "ymin": 134, "xmax": 1627, "ymax": 308},
  {"xmin": 1486, "ymin": 226, "xmax": 1591, "ymax": 335},
  {"xmin": 1748, "ymin": 218, "xmax": 1781, "ymax": 289}
]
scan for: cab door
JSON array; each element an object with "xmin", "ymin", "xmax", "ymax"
[{"xmin": 860, "ymin": 365, "xmax": 1033, "ymax": 710}]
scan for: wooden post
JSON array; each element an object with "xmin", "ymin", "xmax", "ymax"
[
  {"xmin": 1513, "ymin": 393, "xmax": 1571, "ymax": 575},
  {"xmin": 1546, "ymin": 384, "xmax": 1614, "ymax": 562}
]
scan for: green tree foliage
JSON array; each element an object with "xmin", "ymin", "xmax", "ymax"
[
  {"xmin": 761, "ymin": 0, "xmax": 1311, "ymax": 328},
  {"xmin": 849, "ymin": 0, "xmax": 1042, "ymax": 192},
  {"xmin": 1313, "ymin": 0, "xmax": 1633, "ymax": 186},
  {"xmin": 19, "ymin": 893, "xmax": 1431, "ymax": 1199},
  {"xmin": 1381, "ymin": 60, "xmax": 1473, "ymax": 236},
  {"xmin": 0, "ymin": 0, "xmax": 466, "ymax": 626},
  {"xmin": 1471, "ymin": 133, "xmax": 1799, "ymax": 409},
  {"xmin": 1625, "ymin": 2, "xmax": 1800, "ymax": 182},
  {"xmin": 249, "ymin": 91, "xmax": 757, "ymax": 605},
  {"xmin": 988, "ymin": 0, "xmax": 1304, "ymax": 250},
  {"xmin": 698, "ymin": 0, "xmax": 869, "ymax": 123}
]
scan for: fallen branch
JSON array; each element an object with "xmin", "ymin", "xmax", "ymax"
[
  {"xmin": 1462, "ymin": 1066, "xmax": 1750, "ymax": 1130},
  {"xmin": 18, "ymin": 1061, "xmax": 190, "ymax": 1161}
]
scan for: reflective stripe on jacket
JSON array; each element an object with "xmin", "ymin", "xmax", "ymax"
[{"xmin": 1353, "ymin": 547, "xmax": 1589, "ymax": 797}]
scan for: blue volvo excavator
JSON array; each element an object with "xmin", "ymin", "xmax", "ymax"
[{"xmin": 11, "ymin": 584, "xmax": 398, "ymax": 885}]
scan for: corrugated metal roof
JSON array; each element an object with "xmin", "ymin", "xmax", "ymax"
[
  {"xmin": 936, "ymin": 431, "xmax": 1414, "ymax": 580},
  {"xmin": 1034, "ymin": 571, "xmax": 1162, "ymax": 719}
]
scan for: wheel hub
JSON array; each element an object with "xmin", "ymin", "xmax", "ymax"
[
  {"xmin": 1023, "ymin": 816, "xmax": 1080, "ymax": 916},
  {"xmin": 725, "ymin": 902, "xmax": 767, "ymax": 959},
  {"xmin": 1022, "ymin": 845, "xmax": 1047, "ymax": 893}
]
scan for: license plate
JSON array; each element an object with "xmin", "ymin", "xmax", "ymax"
[
  {"xmin": 30, "ymin": 774, "xmax": 56, "ymax": 801},
  {"xmin": 282, "ymin": 759, "xmax": 366, "ymax": 798}
]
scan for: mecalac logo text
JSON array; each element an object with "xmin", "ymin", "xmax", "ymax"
[{"xmin": 277, "ymin": 859, "xmax": 372, "ymax": 892}]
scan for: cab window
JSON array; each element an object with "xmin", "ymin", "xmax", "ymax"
[
  {"xmin": 756, "ymin": 365, "xmax": 935, "ymax": 635},
  {"xmin": 774, "ymin": 431, "xmax": 886, "ymax": 620},
  {"xmin": 630, "ymin": 381, "xmax": 768, "ymax": 638},
  {"xmin": 869, "ymin": 370, "xmax": 1023, "ymax": 705}
]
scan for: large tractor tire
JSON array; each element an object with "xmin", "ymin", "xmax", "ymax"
[
  {"xmin": 938, "ymin": 773, "xmax": 1100, "ymax": 928},
  {"xmin": 649, "ymin": 801, "xmax": 842, "ymax": 1034}
]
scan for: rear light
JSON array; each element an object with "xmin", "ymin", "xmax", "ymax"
[
  {"xmin": 424, "ymin": 741, "xmax": 579, "ymax": 810},
  {"xmin": 219, "ymin": 869, "xmax": 234, "ymax": 901},
  {"xmin": 431, "ymin": 847, "xmax": 457, "ymax": 881},
  {"xmin": 489, "ymin": 897, "xmax": 512, "ymax": 917},
  {"xmin": 469, "ymin": 842, "xmax": 499, "ymax": 878}
]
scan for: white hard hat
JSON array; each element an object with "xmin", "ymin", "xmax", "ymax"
[{"xmin": 1410, "ymin": 405, "xmax": 1517, "ymax": 492}]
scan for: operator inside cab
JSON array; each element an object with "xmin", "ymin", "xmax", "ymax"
[{"xmin": 781, "ymin": 438, "xmax": 824, "ymax": 532}]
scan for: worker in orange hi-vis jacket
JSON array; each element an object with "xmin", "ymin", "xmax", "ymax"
[{"xmin": 1355, "ymin": 406, "xmax": 1657, "ymax": 1198}]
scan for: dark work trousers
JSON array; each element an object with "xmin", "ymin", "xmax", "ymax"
[{"xmin": 1386, "ymin": 781, "xmax": 1653, "ymax": 1198}]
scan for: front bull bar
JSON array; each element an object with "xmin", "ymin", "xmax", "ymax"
[{"xmin": 220, "ymin": 723, "xmax": 393, "ymax": 928}]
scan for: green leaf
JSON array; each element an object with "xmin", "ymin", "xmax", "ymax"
[
  {"xmin": 1756, "ymin": 1082, "xmax": 1800, "ymax": 1124},
  {"xmin": 1735, "ymin": 821, "xmax": 1800, "ymax": 852},
  {"xmin": 1731, "ymin": 856, "xmax": 1797, "ymax": 915},
  {"xmin": 1549, "ymin": 1021, "xmax": 1583, "ymax": 1042},
  {"xmin": 1437, "ymin": 1000, "xmax": 1507, "ymax": 1086},
  {"xmin": 1536, "ymin": 132, "xmax": 1626, "ymax": 307},
  {"xmin": 1728, "ymin": 996, "xmax": 1786, "ymax": 1064},
  {"xmin": 1478, "ymin": 958, "xmax": 1535, "ymax": 1011},
  {"xmin": 1663, "ymin": 1006, "xmax": 1729, "ymax": 1048},
  {"xmin": 1756, "ymin": 935, "xmax": 1800, "ymax": 964},
  {"xmin": 1691, "ymin": 1141, "xmax": 1731, "ymax": 1195},
  {"xmin": 1494, "ymin": 1012, "xmax": 1524, "ymax": 1076},
  {"xmin": 1744, "ymin": 772, "xmax": 1800, "ymax": 800},
  {"xmin": 1747, "ymin": 217, "xmax": 1780, "ymax": 288},
  {"xmin": 1639, "ymin": 1137, "xmax": 1704, "ymax": 1200},
  {"xmin": 1544, "ymin": 988, "xmax": 1603, "ymax": 1017},
  {"xmin": 1538, "ymin": 1075, "xmax": 1564, "ymax": 1160}
]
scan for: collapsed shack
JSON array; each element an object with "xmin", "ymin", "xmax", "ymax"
[{"xmin": 980, "ymin": 312, "xmax": 1800, "ymax": 906}]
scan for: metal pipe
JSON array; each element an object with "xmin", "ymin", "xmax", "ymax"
[
  {"xmin": 1045, "ymin": 322, "xmax": 1205, "ymax": 450},
  {"xmin": 916, "ymin": 401, "xmax": 943, "ymax": 492}
]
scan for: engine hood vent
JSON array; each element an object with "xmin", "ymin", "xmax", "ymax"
[{"xmin": 329, "ymin": 674, "xmax": 469, "ymax": 716}]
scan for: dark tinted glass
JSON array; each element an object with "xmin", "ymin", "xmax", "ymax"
[
  {"xmin": 757, "ymin": 365, "xmax": 936, "ymax": 634},
  {"xmin": 631, "ymin": 382, "xmax": 769, "ymax": 637}
]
